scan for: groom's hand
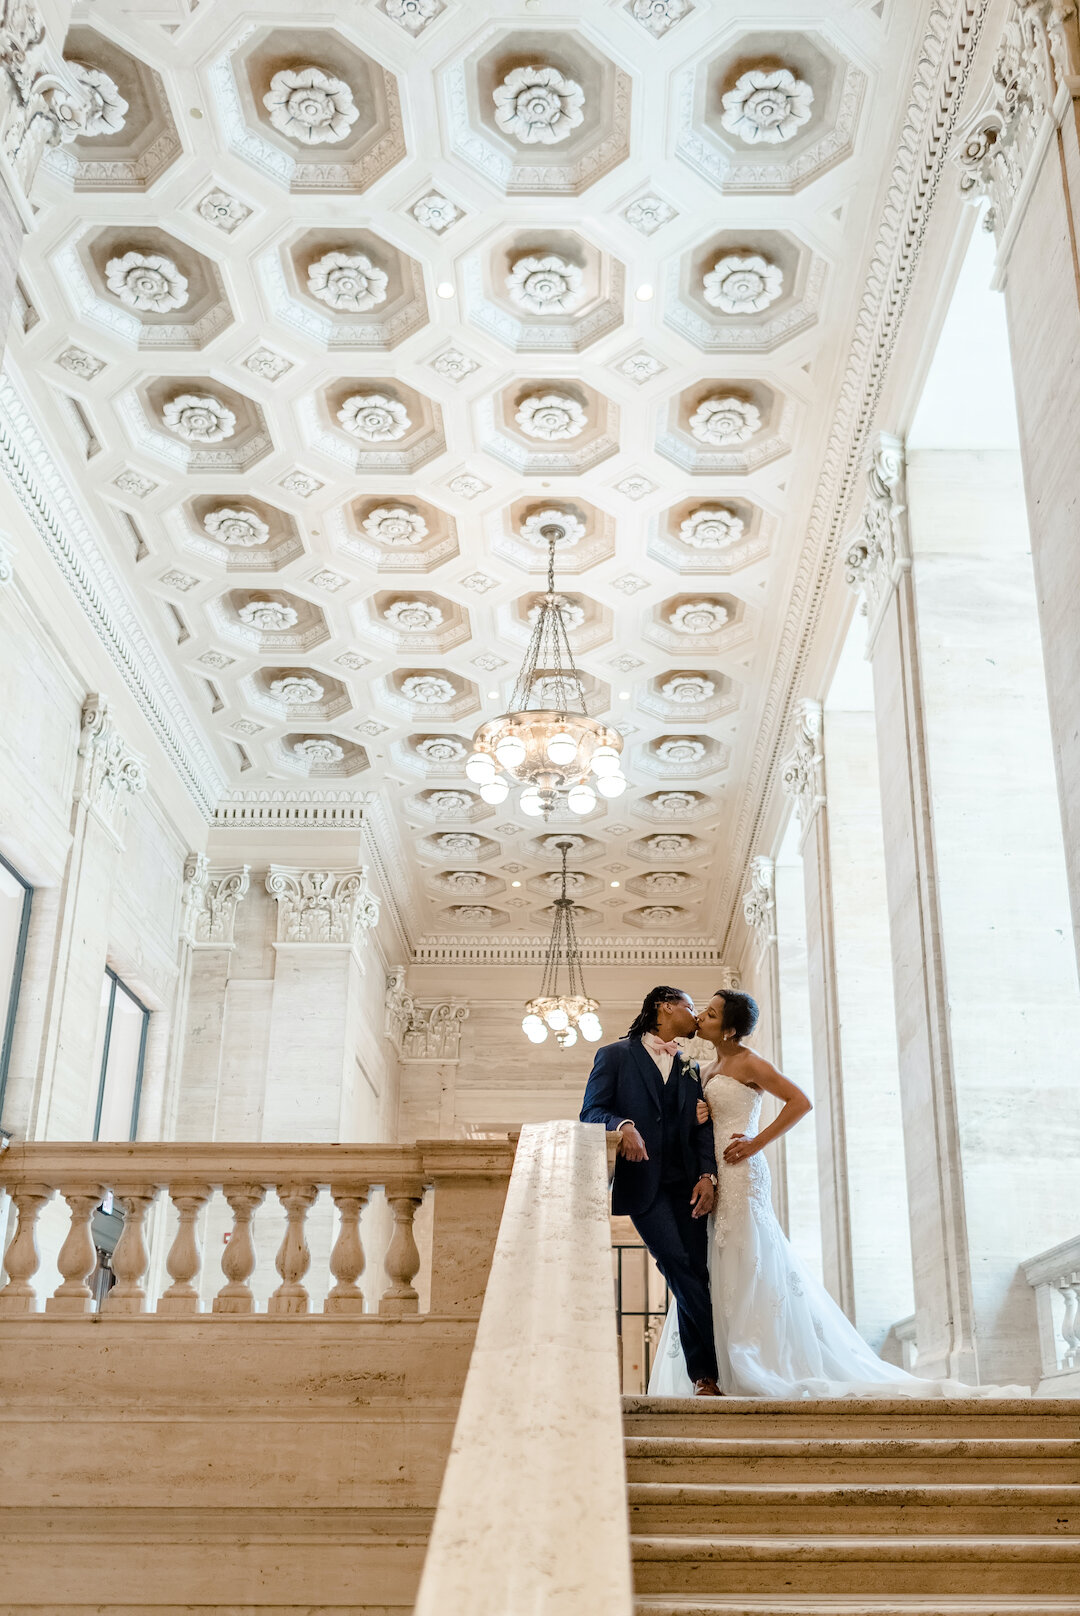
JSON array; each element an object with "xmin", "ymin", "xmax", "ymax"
[
  {"xmin": 618, "ymin": 1122, "xmax": 649, "ymax": 1162},
  {"xmin": 690, "ymin": 1176, "xmax": 715, "ymax": 1217}
]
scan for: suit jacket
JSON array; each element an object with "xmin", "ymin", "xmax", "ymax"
[{"xmin": 579, "ymin": 1036, "xmax": 718, "ymax": 1216}]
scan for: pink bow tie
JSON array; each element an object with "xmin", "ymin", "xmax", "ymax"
[{"xmin": 651, "ymin": 1038, "xmax": 682, "ymax": 1057}]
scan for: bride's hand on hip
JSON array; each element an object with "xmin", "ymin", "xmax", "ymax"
[
  {"xmin": 695, "ymin": 1098, "xmax": 709, "ymax": 1125},
  {"xmin": 724, "ymin": 1132, "xmax": 757, "ymax": 1164}
]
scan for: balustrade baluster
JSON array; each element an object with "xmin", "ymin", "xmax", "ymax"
[
  {"xmin": 158, "ymin": 1181, "xmax": 212, "ymax": 1315},
  {"xmin": 46, "ymin": 1184, "xmax": 103, "ymax": 1314},
  {"xmin": 213, "ymin": 1182, "xmax": 266, "ymax": 1314},
  {"xmin": 102, "ymin": 1184, "xmax": 158, "ymax": 1314},
  {"xmin": 268, "ymin": 1182, "xmax": 318, "ymax": 1315},
  {"xmin": 1060, "ymin": 1273, "xmax": 1080, "ymax": 1369},
  {"xmin": 379, "ymin": 1177, "xmax": 424, "ymax": 1316},
  {"xmin": 326, "ymin": 1181, "xmax": 370, "ymax": 1314},
  {"xmin": 0, "ymin": 1184, "xmax": 53, "ymax": 1315}
]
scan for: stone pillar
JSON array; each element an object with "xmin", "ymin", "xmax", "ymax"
[
  {"xmin": 780, "ymin": 699, "xmax": 855, "ymax": 1318},
  {"xmin": 847, "ymin": 431, "xmax": 1080, "ymax": 1384},
  {"xmin": 385, "ymin": 966, "xmax": 469, "ymax": 1139},
  {"xmin": 36, "ymin": 696, "xmax": 146, "ymax": 1139},
  {"xmin": 955, "ymin": 0, "xmax": 1080, "ymax": 973},
  {"xmin": 263, "ymin": 867, "xmax": 380, "ymax": 1143}
]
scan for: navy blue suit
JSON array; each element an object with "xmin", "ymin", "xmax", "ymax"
[{"xmin": 580, "ymin": 1036, "xmax": 719, "ymax": 1384}]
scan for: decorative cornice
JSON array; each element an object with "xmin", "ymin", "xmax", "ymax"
[
  {"xmin": 265, "ymin": 866, "xmax": 380, "ymax": 947},
  {"xmin": 0, "ymin": 368, "xmax": 225, "ymax": 818},
  {"xmin": 411, "ymin": 936, "xmax": 731, "ymax": 968},
  {"xmin": 843, "ymin": 433, "xmax": 910, "ymax": 653},
  {"xmin": 180, "ymin": 853, "xmax": 250, "ymax": 947},
  {"xmin": 719, "ymin": 0, "xmax": 990, "ymax": 956},
  {"xmin": 213, "ymin": 789, "xmax": 371, "ymax": 829}
]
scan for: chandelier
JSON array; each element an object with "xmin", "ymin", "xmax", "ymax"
[
  {"xmin": 521, "ymin": 839, "xmax": 602, "ymax": 1047},
  {"xmin": 466, "ymin": 520, "xmax": 626, "ymax": 817}
]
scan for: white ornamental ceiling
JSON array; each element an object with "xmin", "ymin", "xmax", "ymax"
[{"xmin": 8, "ymin": 0, "xmax": 935, "ymax": 949}]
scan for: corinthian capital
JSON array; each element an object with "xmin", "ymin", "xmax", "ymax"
[
  {"xmin": 180, "ymin": 854, "xmax": 250, "ymax": 947},
  {"xmin": 742, "ymin": 855, "xmax": 777, "ymax": 962},
  {"xmin": 76, "ymin": 695, "xmax": 146, "ymax": 835},
  {"xmin": 780, "ymin": 698, "xmax": 825, "ymax": 838},
  {"xmin": 843, "ymin": 433, "xmax": 909, "ymax": 649},
  {"xmin": 266, "ymin": 866, "xmax": 380, "ymax": 947}
]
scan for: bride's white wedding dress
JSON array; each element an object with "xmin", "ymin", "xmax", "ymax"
[{"xmin": 649, "ymin": 1067, "xmax": 1028, "ymax": 1399}]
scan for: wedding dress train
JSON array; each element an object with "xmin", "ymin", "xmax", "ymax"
[{"xmin": 648, "ymin": 1069, "xmax": 1028, "ymax": 1399}]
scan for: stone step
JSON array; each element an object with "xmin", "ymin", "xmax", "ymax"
[
  {"xmin": 623, "ymin": 1397, "xmax": 1078, "ymax": 1443},
  {"xmin": 635, "ymin": 1600, "xmax": 1080, "ymax": 1615},
  {"xmin": 627, "ymin": 1482, "xmax": 1080, "ymax": 1535},
  {"xmin": 625, "ymin": 1436, "xmax": 1080, "ymax": 1485},
  {"xmin": 630, "ymin": 1535, "xmax": 1080, "ymax": 1597}
]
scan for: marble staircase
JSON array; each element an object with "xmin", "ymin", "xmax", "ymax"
[{"xmin": 625, "ymin": 1395, "xmax": 1080, "ymax": 1614}]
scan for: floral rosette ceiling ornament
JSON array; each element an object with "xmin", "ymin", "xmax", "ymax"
[
  {"xmin": 506, "ymin": 254, "xmax": 585, "ymax": 314},
  {"xmin": 384, "ymin": 600, "xmax": 444, "ymax": 632},
  {"xmin": 520, "ymin": 508, "xmax": 585, "ymax": 547},
  {"xmin": 662, "ymin": 674, "xmax": 715, "ymax": 704},
  {"xmin": 417, "ymin": 737, "xmax": 466, "ymax": 764},
  {"xmin": 720, "ymin": 66, "xmax": 814, "ymax": 145},
  {"xmin": 163, "ymin": 394, "xmax": 236, "ymax": 443},
  {"xmin": 657, "ymin": 738, "xmax": 706, "ymax": 764},
  {"xmin": 689, "ymin": 395, "xmax": 761, "ymax": 446},
  {"xmin": 669, "ymin": 601, "xmax": 729, "ymax": 635},
  {"xmin": 703, "ymin": 254, "xmax": 783, "ymax": 313},
  {"xmin": 263, "ymin": 66, "xmax": 360, "ymax": 145},
  {"xmin": 203, "ymin": 508, "xmax": 269, "ymax": 547},
  {"xmin": 493, "ymin": 65, "xmax": 585, "ymax": 146},
  {"xmin": 56, "ymin": 61, "xmax": 129, "ymax": 137},
  {"xmin": 105, "ymin": 252, "xmax": 188, "ymax": 313},
  {"xmin": 362, "ymin": 506, "xmax": 427, "ymax": 545},
  {"xmin": 385, "ymin": 0, "xmax": 439, "ymax": 31},
  {"xmin": 632, "ymin": 0, "xmax": 688, "ymax": 37},
  {"xmin": 338, "ymin": 393, "xmax": 411, "ymax": 441},
  {"xmin": 403, "ymin": 674, "xmax": 456, "ymax": 705},
  {"xmin": 270, "ymin": 675, "xmax": 324, "ymax": 706},
  {"xmin": 238, "ymin": 600, "xmax": 297, "ymax": 632},
  {"xmin": 412, "ymin": 192, "xmax": 459, "ymax": 231},
  {"xmin": 294, "ymin": 737, "xmax": 343, "ymax": 765},
  {"xmin": 515, "ymin": 392, "xmax": 587, "ymax": 440},
  {"xmin": 307, "ymin": 251, "xmax": 388, "ymax": 312},
  {"xmin": 680, "ymin": 508, "xmax": 744, "ymax": 549}
]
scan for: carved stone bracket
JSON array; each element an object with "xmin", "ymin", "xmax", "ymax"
[
  {"xmin": 402, "ymin": 1001, "xmax": 469, "ymax": 1062},
  {"xmin": 384, "ymin": 966, "xmax": 416, "ymax": 1053},
  {"xmin": 265, "ymin": 866, "xmax": 380, "ymax": 947},
  {"xmin": 843, "ymin": 432, "xmax": 910, "ymax": 652},
  {"xmin": 742, "ymin": 855, "xmax": 777, "ymax": 963},
  {"xmin": 76, "ymin": 694, "xmax": 147, "ymax": 838},
  {"xmin": 953, "ymin": 1, "xmax": 1077, "ymax": 255},
  {"xmin": 180, "ymin": 854, "xmax": 250, "ymax": 947},
  {"xmin": 780, "ymin": 698, "xmax": 826, "ymax": 842}
]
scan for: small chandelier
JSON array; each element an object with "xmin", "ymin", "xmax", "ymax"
[
  {"xmin": 467, "ymin": 520, "xmax": 626, "ymax": 818},
  {"xmin": 522, "ymin": 839, "xmax": 602, "ymax": 1047}
]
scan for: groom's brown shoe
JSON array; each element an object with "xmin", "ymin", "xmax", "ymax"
[{"xmin": 693, "ymin": 1378, "xmax": 723, "ymax": 1397}]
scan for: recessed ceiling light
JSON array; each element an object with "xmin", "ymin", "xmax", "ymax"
[
  {"xmin": 635, "ymin": 283, "xmax": 654, "ymax": 301},
  {"xmin": 512, "ymin": 880, "xmax": 522, "ymax": 887},
  {"xmin": 436, "ymin": 281, "xmax": 455, "ymax": 299},
  {"xmin": 487, "ymin": 690, "xmax": 499, "ymax": 699},
  {"xmin": 610, "ymin": 880, "xmax": 620, "ymax": 888},
  {"xmin": 618, "ymin": 690, "xmax": 630, "ymax": 700}
]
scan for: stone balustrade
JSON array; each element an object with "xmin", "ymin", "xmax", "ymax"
[
  {"xmin": 0, "ymin": 1139, "xmax": 515, "ymax": 1319},
  {"xmin": 1023, "ymin": 1233, "xmax": 1080, "ymax": 1396}
]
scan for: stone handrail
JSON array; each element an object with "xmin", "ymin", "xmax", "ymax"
[
  {"xmin": 1023, "ymin": 1233, "xmax": 1080, "ymax": 1386},
  {"xmin": 414, "ymin": 1120, "xmax": 632, "ymax": 1616},
  {"xmin": 0, "ymin": 1139, "xmax": 515, "ymax": 1319}
]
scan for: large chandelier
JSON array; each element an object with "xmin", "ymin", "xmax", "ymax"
[
  {"xmin": 521, "ymin": 839, "xmax": 602, "ymax": 1047},
  {"xmin": 466, "ymin": 520, "xmax": 626, "ymax": 817}
]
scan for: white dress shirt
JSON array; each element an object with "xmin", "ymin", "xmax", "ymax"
[{"xmin": 641, "ymin": 1030, "xmax": 677, "ymax": 1084}]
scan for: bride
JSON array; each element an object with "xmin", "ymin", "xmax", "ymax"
[{"xmin": 649, "ymin": 988, "xmax": 1026, "ymax": 1399}]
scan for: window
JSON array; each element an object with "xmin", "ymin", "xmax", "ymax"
[
  {"xmin": 91, "ymin": 969, "xmax": 150, "ymax": 1142},
  {"xmin": 0, "ymin": 852, "xmax": 33, "ymax": 1128}
]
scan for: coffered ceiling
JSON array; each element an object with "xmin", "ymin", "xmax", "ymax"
[{"xmin": 6, "ymin": 0, "xmax": 942, "ymax": 951}]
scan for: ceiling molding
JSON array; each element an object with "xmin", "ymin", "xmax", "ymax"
[
  {"xmin": 0, "ymin": 366, "xmax": 226, "ymax": 820},
  {"xmin": 718, "ymin": 0, "xmax": 989, "ymax": 955},
  {"xmin": 412, "ymin": 936, "xmax": 730, "ymax": 968}
]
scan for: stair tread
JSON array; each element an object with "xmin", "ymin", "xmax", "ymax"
[
  {"xmin": 634, "ymin": 1601, "xmax": 1080, "ymax": 1613},
  {"xmin": 624, "ymin": 1398, "xmax": 1077, "ymax": 1415},
  {"xmin": 631, "ymin": 1536, "xmax": 1080, "ymax": 1561},
  {"xmin": 628, "ymin": 1482, "xmax": 1080, "ymax": 1502},
  {"xmin": 626, "ymin": 1438, "xmax": 1080, "ymax": 1457}
]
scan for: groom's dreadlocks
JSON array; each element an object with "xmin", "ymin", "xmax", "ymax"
[{"xmin": 625, "ymin": 986, "xmax": 687, "ymax": 1040}]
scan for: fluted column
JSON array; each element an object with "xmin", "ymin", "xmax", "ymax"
[{"xmin": 955, "ymin": 0, "xmax": 1080, "ymax": 973}]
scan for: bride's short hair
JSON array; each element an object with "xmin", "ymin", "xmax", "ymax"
[{"xmin": 717, "ymin": 989, "xmax": 759, "ymax": 1039}]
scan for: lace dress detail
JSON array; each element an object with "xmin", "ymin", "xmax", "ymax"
[{"xmin": 648, "ymin": 1067, "xmax": 1028, "ymax": 1400}]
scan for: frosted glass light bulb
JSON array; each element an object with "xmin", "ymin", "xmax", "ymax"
[
  {"xmin": 519, "ymin": 787, "xmax": 544, "ymax": 817},
  {"xmin": 546, "ymin": 1005, "xmax": 569, "ymax": 1031},
  {"xmin": 495, "ymin": 734, "xmax": 527, "ymax": 769},
  {"xmin": 465, "ymin": 752, "xmax": 496, "ymax": 783},
  {"xmin": 591, "ymin": 745, "xmax": 621, "ymax": 777},
  {"xmin": 579, "ymin": 1012, "xmax": 602, "ymax": 1042},
  {"xmin": 546, "ymin": 731, "xmax": 577, "ymax": 766},
  {"xmin": 596, "ymin": 772, "xmax": 627, "ymax": 798},
  {"xmin": 479, "ymin": 777, "xmax": 510, "ymax": 804},
  {"xmin": 567, "ymin": 783, "xmax": 596, "ymax": 815},
  {"xmin": 560, "ymin": 1026, "xmax": 578, "ymax": 1048},
  {"xmin": 522, "ymin": 1014, "xmax": 547, "ymax": 1043}
]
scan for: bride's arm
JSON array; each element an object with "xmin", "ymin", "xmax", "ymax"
[{"xmin": 723, "ymin": 1053, "xmax": 811, "ymax": 1165}]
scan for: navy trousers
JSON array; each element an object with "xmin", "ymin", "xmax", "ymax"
[{"xmin": 632, "ymin": 1182, "xmax": 718, "ymax": 1385}]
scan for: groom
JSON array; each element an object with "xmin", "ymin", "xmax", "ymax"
[{"xmin": 580, "ymin": 986, "xmax": 721, "ymax": 1396}]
